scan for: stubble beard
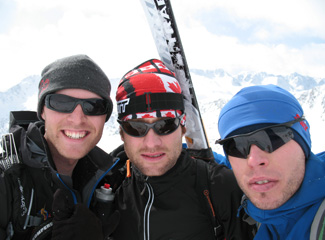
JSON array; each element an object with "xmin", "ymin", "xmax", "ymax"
[{"xmin": 243, "ymin": 162, "xmax": 305, "ymax": 210}]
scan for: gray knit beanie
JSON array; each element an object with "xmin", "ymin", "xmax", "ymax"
[{"xmin": 37, "ymin": 54, "xmax": 113, "ymax": 121}]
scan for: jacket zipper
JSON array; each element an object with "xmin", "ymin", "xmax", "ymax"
[{"xmin": 143, "ymin": 182, "xmax": 154, "ymax": 240}]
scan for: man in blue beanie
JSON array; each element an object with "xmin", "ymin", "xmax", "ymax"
[{"xmin": 216, "ymin": 84, "xmax": 325, "ymax": 240}]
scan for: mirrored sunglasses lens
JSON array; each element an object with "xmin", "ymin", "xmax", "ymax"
[
  {"xmin": 82, "ymin": 99, "xmax": 107, "ymax": 115},
  {"xmin": 120, "ymin": 117, "xmax": 181, "ymax": 137},
  {"xmin": 265, "ymin": 127, "xmax": 293, "ymax": 151},
  {"xmin": 122, "ymin": 122, "xmax": 148, "ymax": 137},
  {"xmin": 154, "ymin": 118, "xmax": 179, "ymax": 135},
  {"xmin": 224, "ymin": 127, "xmax": 293, "ymax": 158},
  {"xmin": 223, "ymin": 139, "xmax": 247, "ymax": 158},
  {"xmin": 49, "ymin": 94, "xmax": 76, "ymax": 113}
]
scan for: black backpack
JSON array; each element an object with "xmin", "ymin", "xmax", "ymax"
[
  {"xmin": 195, "ymin": 158, "xmax": 225, "ymax": 239},
  {"xmin": 1, "ymin": 111, "xmax": 54, "ymax": 239},
  {"xmin": 1, "ymin": 111, "xmax": 39, "ymax": 173},
  {"xmin": 191, "ymin": 148, "xmax": 257, "ymax": 239}
]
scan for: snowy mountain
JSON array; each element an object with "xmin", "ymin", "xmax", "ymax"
[
  {"xmin": 0, "ymin": 75, "xmax": 40, "ymax": 134},
  {"xmin": 190, "ymin": 70, "xmax": 325, "ymax": 154},
  {"xmin": 1, "ymin": 70, "xmax": 324, "ymax": 155}
]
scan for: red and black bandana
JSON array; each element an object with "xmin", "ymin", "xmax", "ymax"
[{"xmin": 116, "ymin": 59, "xmax": 185, "ymax": 125}]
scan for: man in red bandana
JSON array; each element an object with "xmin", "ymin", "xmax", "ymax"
[{"xmin": 110, "ymin": 59, "xmax": 255, "ymax": 240}]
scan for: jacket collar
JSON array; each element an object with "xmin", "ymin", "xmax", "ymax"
[{"xmin": 132, "ymin": 150, "xmax": 190, "ymax": 196}]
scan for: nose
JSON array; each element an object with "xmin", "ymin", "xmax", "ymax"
[
  {"xmin": 67, "ymin": 104, "xmax": 86, "ymax": 123},
  {"xmin": 247, "ymin": 144, "xmax": 269, "ymax": 168},
  {"xmin": 143, "ymin": 128, "xmax": 162, "ymax": 148}
]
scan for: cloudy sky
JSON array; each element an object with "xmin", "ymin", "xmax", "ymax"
[{"xmin": 1, "ymin": 0, "xmax": 324, "ymax": 92}]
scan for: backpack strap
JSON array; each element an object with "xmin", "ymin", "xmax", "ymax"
[
  {"xmin": 196, "ymin": 159, "xmax": 225, "ymax": 240},
  {"xmin": 1, "ymin": 111, "xmax": 38, "ymax": 172},
  {"xmin": 310, "ymin": 198, "xmax": 325, "ymax": 240},
  {"xmin": 9, "ymin": 111, "xmax": 38, "ymax": 132}
]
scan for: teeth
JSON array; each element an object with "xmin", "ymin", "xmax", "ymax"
[
  {"xmin": 64, "ymin": 131, "xmax": 86, "ymax": 139},
  {"xmin": 255, "ymin": 180, "xmax": 269, "ymax": 184},
  {"xmin": 147, "ymin": 154, "xmax": 163, "ymax": 158}
]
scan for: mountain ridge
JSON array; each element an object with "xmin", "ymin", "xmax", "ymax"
[{"xmin": 1, "ymin": 70, "xmax": 324, "ymax": 154}]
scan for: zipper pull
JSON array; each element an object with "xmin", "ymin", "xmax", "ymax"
[{"xmin": 140, "ymin": 177, "xmax": 149, "ymax": 195}]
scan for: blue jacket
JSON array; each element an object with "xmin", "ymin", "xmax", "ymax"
[{"xmin": 241, "ymin": 152, "xmax": 325, "ymax": 240}]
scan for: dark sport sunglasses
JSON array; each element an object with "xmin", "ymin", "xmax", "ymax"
[
  {"xmin": 117, "ymin": 114, "xmax": 184, "ymax": 137},
  {"xmin": 45, "ymin": 94, "xmax": 109, "ymax": 116},
  {"xmin": 215, "ymin": 117, "xmax": 305, "ymax": 159}
]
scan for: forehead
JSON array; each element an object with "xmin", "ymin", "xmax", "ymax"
[{"xmin": 56, "ymin": 88, "xmax": 102, "ymax": 99}]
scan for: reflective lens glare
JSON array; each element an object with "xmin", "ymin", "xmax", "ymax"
[
  {"xmin": 216, "ymin": 117, "xmax": 305, "ymax": 158},
  {"xmin": 117, "ymin": 114, "xmax": 183, "ymax": 137},
  {"xmin": 45, "ymin": 94, "xmax": 108, "ymax": 116}
]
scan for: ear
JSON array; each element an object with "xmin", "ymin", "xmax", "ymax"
[
  {"xmin": 41, "ymin": 109, "xmax": 46, "ymax": 121},
  {"xmin": 181, "ymin": 126, "xmax": 186, "ymax": 136},
  {"xmin": 119, "ymin": 127, "xmax": 125, "ymax": 141}
]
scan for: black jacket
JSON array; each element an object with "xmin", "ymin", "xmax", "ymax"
[
  {"xmin": 111, "ymin": 150, "xmax": 254, "ymax": 240},
  {"xmin": 0, "ymin": 121, "xmax": 118, "ymax": 240}
]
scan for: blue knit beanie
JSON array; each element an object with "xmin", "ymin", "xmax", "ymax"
[{"xmin": 218, "ymin": 84, "xmax": 311, "ymax": 158}]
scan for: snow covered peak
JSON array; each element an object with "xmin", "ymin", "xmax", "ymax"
[{"xmin": 1, "ymin": 70, "xmax": 324, "ymax": 154}]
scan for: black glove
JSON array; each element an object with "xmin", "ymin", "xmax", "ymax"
[
  {"xmin": 102, "ymin": 210, "xmax": 120, "ymax": 238},
  {"xmin": 51, "ymin": 188, "xmax": 103, "ymax": 240}
]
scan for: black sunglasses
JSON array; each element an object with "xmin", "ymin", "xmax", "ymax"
[
  {"xmin": 117, "ymin": 114, "xmax": 184, "ymax": 137},
  {"xmin": 45, "ymin": 94, "xmax": 109, "ymax": 116},
  {"xmin": 215, "ymin": 117, "xmax": 305, "ymax": 159}
]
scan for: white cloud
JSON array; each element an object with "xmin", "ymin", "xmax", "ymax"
[
  {"xmin": 0, "ymin": 0, "xmax": 324, "ymax": 93},
  {"xmin": 173, "ymin": 0, "xmax": 325, "ymax": 78},
  {"xmin": 0, "ymin": 0, "xmax": 160, "ymax": 91}
]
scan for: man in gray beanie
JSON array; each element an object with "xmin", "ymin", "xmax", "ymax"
[
  {"xmin": 0, "ymin": 55, "xmax": 120, "ymax": 240},
  {"xmin": 216, "ymin": 84, "xmax": 325, "ymax": 240},
  {"xmin": 38, "ymin": 54, "xmax": 113, "ymax": 121}
]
